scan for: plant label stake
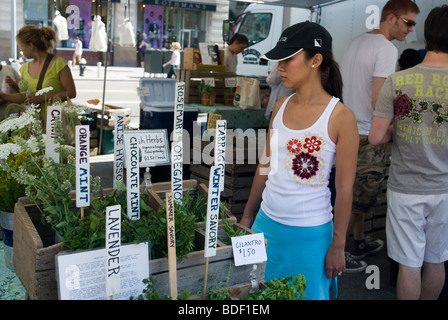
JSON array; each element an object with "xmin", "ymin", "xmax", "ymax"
[
  {"xmin": 203, "ymin": 120, "xmax": 227, "ymax": 294},
  {"xmin": 125, "ymin": 133, "xmax": 140, "ymax": 220},
  {"xmin": 75, "ymin": 125, "xmax": 90, "ymax": 218},
  {"xmin": 214, "ymin": 120, "xmax": 227, "ymax": 192},
  {"xmin": 165, "ymin": 192, "xmax": 177, "ymax": 299},
  {"xmin": 113, "ymin": 112, "xmax": 125, "ymax": 189},
  {"xmin": 171, "ymin": 82, "xmax": 185, "ymax": 204},
  {"xmin": 45, "ymin": 104, "xmax": 62, "ymax": 163},
  {"xmin": 106, "ymin": 204, "xmax": 121, "ymax": 299}
]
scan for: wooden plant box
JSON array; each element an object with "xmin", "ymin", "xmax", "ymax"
[
  {"xmin": 150, "ymin": 220, "xmax": 265, "ymax": 297},
  {"xmin": 13, "ymin": 197, "xmax": 64, "ymax": 300},
  {"xmin": 145, "ymin": 179, "xmax": 265, "ymax": 297}
]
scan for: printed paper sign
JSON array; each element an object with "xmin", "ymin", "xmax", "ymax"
[
  {"xmin": 225, "ymin": 77, "xmax": 237, "ymax": 87},
  {"xmin": 75, "ymin": 125, "xmax": 90, "ymax": 207},
  {"xmin": 113, "ymin": 112, "xmax": 125, "ymax": 189},
  {"xmin": 45, "ymin": 105, "xmax": 62, "ymax": 163},
  {"xmin": 125, "ymin": 130, "xmax": 170, "ymax": 167},
  {"xmin": 231, "ymin": 233, "xmax": 267, "ymax": 267},
  {"xmin": 106, "ymin": 205, "xmax": 121, "ymax": 297},
  {"xmin": 56, "ymin": 242, "xmax": 149, "ymax": 300},
  {"xmin": 136, "ymin": 86, "xmax": 150, "ymax": 97}
]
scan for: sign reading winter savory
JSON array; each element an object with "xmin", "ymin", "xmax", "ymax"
[
  {"xmin": 56, "ymin": 242, "xmax": 149, "ymax": 300},
  {"xmin": 113, "ymin": 112, "xmax": 125, "ymax": 189},
  {"xmin": 75, "ymin": 125, "xmax": 90, "ymax": 208},
  {"xmin": 45, "ymin": 105, "xmax": 62, "ymax": 163},
  {"xmin": 204, "ymin": 120, "xmax": 227, "ymax": 258},
  {"xmin": 171, "ymin": 82, "xmax": 185, "ymax": 203}
]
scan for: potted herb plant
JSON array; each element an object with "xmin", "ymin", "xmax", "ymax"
[{"xmin": 198, "ymin": 80, "xmax": 216, "ymax": 106}]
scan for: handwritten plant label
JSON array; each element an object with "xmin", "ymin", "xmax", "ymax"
[
  {"xmin": 113, "ymin": 112, "xmax": 125, "ymax": 189},
  {"xmin": 171, "ymin": 82, "xmax": 185, "ymax": 203},
  {"xmin": 204, "ymin": 165, "xmax": 222, "ymax": 258},
  {"xmin": 75, "ymin": 125, "xmax": 90, "ymax": 207},
  {"xmin": 231, "ymin": 233, "xmax": 267, "ymax": 267},
  {"xmin": 106, "ymin": 205, "xmax": 121, "ymax": 297},
  {"xmin": 125, "ymin": 134, "xmax": 140, "ymax": 220},
  {"xmin": 45, "ymin": 105, "xmax": 62, "ymax": 162},
  {"xmin": 214, "ymin": 120, "xmax": 227, "ymax": 191},
  {"xmin": 165, "ymin": 193, "xmax": 177, "ymax": 299}
]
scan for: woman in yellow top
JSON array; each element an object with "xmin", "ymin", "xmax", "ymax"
[{"xmin": 0, "ymin": 25, "xmax": 76, "ymax": 106}]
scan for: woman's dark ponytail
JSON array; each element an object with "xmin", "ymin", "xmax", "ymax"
[{"xmin": 304, "ymin": 49, "xmax": 343, "ymax": 102}]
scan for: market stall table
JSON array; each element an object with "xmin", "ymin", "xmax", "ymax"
[{"xmin": 187, "ymin": 103, "xmax": 269, "ymax": 129}]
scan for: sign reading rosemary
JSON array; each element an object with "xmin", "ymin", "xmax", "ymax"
[
  {"xmin": 75, "ymin": 125, "xmax": 90, "ymax": 207},
  {"xmin": 113, "ymin": 112, "xmax": 125, "ymax": 189},
  {"xmin": 124, "ymin": 133, "xmax": 140, "ymax": 220},
  {"xmin": 171, "ymin": 82, "xmax": 185, "ymax": 203}
]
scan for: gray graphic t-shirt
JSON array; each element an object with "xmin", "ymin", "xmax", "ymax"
[{"xmin": 374, "ymin": 64, "xmax": 448, "ymax": 194}]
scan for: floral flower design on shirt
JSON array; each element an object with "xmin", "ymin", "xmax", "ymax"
[
  {"xmin": 292, "ymin": 152, "xmax": 319, "ymax": 180},
  {"xmin": 303, "ymin": 136, "xmax": 322, "ymax": 153},
  {"xmin": 285, "ymin": 135, "xmax": 325, "ymax": 182},
  {"xmin": 394, "ymin": 90, "xmax": 446, "ymax": 125},
  {"xmin": 286, "ymin": 138, "xmax": 302, "ymax": 154}
]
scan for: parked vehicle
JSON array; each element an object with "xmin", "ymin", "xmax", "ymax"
[{"xmin": 227, "ymin": 0, "xmax": 441, "ymax": 78}]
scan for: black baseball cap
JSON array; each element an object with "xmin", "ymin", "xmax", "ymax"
[{"xmin": 261, "ymin": 21, "xmax": 333, "ymax": 61}]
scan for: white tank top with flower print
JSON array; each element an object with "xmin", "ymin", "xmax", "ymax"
[{"xmin": 261, "ymin": 94, "xmax": 338, "ymax": 227}]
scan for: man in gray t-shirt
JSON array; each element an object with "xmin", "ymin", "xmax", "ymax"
[{"xmin": 369, "ymin": 5, "xmax": 448, "ymax": 300}]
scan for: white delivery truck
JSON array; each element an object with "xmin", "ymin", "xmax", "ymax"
[
  {"xmin": 228, "ymin": 4, "xmax": 312, "ymax": 78},
  {"xmin": 229, "ymin": 0, "xmax": 444, "ymax": 78}
]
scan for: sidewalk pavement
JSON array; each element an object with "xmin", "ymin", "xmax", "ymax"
[{"xmin": 71, "ymin": 64, "xmax": 147, "ymax": 81}]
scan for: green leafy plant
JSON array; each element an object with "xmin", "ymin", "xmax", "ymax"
[
  {"xmin": 206, "ymin": 263, "xmax": 234, "ymax": 300},
  {"xmin": 197, "ymin": 80, "xmax": 215, "ymax": 94},
  {"xmin": 219, "ymin": 206, "xmax": 245, "ymax": 245},
  {"xmin": 248, "ymin": 275, "xmax": 306, "ymax": 300}
]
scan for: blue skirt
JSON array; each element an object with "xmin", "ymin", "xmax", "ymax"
[{"xmin": 252, "ymin": 209, "xmax": 337, "ymax": 300}]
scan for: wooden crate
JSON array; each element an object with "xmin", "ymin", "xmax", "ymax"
[
  {"xmin": 178, "ymin": 70, "xmax": 236, "ymax": 104},
  {"xmin": 86, "ymin": 101, "xmax": 132, "ymax": 129},
  {"xmin": 183, "ymin": 48, "xmax": 225, "ymax": 71},
  {"xmin": 150, "ymin": 221, "xmax": 265, "ymax": 297},
  {"xmin": 13, "ymin": 197, "xmax": 64, "ymax": 300},
  {"xmin": 13, "ymin": 179, "xmax": 249, "ymax": 299},
  {"xmin": 144, "ymin": 179, "xmax": 265, "ymax": 297}
]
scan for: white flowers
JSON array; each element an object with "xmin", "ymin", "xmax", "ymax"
[
  {"xmin": 0, "ymin": 143, "xmax": 22, "ymax": 160},
  {"xmin": 0, "ymin": 105, "xmax": 40, "ymax": 134},
  {"xmin": 35, "ymin": 86, "xmax": 54, "ymax": 96}
]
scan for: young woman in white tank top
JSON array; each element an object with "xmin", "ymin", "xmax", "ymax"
[{"xmin": 240, "ymin": 22, "xmax": 359, "ymax": 300}]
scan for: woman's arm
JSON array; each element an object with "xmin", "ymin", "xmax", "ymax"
[{"xmin": 325, "ymin": 103, "xmax": 359, "ymax": 278}]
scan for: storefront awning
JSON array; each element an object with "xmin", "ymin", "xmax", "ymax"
[{"xmin": 143, "ymin": 0, "xmax": 216, "ymax": 11}]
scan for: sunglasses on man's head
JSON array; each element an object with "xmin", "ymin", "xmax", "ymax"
[{"xmin": 401, "ymin": 17, "xmax": 416, "ymax": 27}]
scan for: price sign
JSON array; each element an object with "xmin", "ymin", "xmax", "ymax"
[{"xmin": 231, "ymin": 233, "xmax": 267, "ymax": 267}]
